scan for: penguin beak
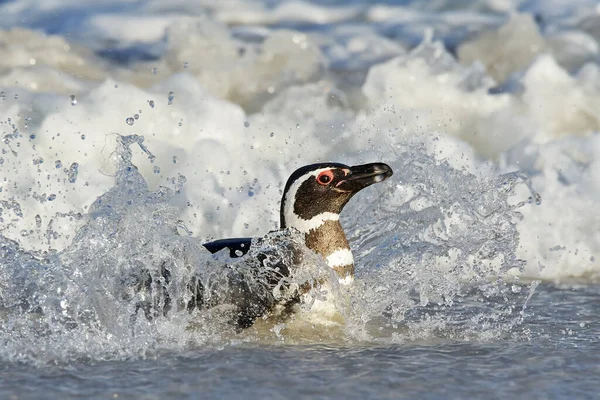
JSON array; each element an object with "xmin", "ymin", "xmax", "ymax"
[{"xmin": 335, "ymin": 163, "xmax": 393, "ymax": 193}]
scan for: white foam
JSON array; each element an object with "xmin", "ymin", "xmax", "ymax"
[
  {"xmin": 0, "ymin": 0, "xmax": 598, "ymax": 290},
  {"xmin": 216, "ymin": 1, "xmax": 361, "ymax": 25}
]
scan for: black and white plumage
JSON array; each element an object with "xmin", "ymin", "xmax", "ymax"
[
  {"xmin": 199, "ymin": 162, "xmax": 393, "ymax": 325},
  {"xmin": 132, "ymin": 162, "xmax": 392, "ymax": 328}
]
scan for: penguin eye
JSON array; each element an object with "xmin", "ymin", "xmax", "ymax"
[{"xmin": 317, "ymin": 170, "xmax": 334, "ymax": 185}]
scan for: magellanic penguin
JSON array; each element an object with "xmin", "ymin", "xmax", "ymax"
[{"xmin": 201, "ymin": 162, "xmax": 393, "ymax": 326}]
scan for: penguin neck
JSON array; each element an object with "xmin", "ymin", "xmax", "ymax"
[
  {"xmin": 281, "ymin": 213, "xmax": 354, "ymax": 283},
  {"xmin": 304, "ymin": 219, "xmax": 354, "ymax": 283}
]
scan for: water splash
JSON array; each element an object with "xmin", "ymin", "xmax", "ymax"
[
  {"xmin": 67, "ymin": 163, "xmax": 79, "ymax": 183},
  {"xmin": 0, "ymin": 199, "xmax": 23, "ymax": 222},
  {"xmin": 338, "ymin": 143, "xmax": 541, "ymax": 342},
  {"xmin": 0, "ymin": 136, "xmax": 323, "ymax": 364},
  {"xmin": 0, "ymin": 137, "xmax": 541, "ymax": 364}
]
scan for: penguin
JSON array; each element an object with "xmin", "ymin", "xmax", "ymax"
[
  {"xmin": 199, "ymin": 162, "xmax": 393, "ymax": 326},
  {"xmin": 131, "ymin": 162, "xmax": 392, "ymax": 328}
]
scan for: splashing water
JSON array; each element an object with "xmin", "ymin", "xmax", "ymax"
[
  {"xmin": 1, "ymin": 132, "xmax": 544, "ymax": 364},
  {"xmin": 67, "ymin": 162, "xmax": 79, "ymax": 183},
  {"xmin": 334, "ymin": 144, "xmax": 542, "ymax": 342},
  {"xmin": 0, "ymin": 135, "xmax": 335, "ymax": 364},
  {"xmin": 0, "ymin": 1, "xmax": 599, "ymax": 397}
]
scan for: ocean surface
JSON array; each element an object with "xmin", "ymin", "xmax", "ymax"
[{"xmin": 1, "ymin": 0, "xmax": 599, "ymax": 398}]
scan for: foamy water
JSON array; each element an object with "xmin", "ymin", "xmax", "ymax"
[{"xmin": 1, "ymin": 0, "xmax": 599, "ymax": 398}]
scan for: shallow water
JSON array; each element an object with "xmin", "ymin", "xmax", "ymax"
[
  {"xmin": 2, "ymin": 284, "xmax": 599, "ymax": 399},
  {"xmin": 1, "ymin": 0, "xmax": 600, "ymax": 397}
]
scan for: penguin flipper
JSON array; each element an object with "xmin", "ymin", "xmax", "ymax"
[{"xmin": 202, "ymin": 237, "xmax": 253, "ymax": 258}]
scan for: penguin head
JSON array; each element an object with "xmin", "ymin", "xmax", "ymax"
[{"xmin": 280, "ymin": 162, "xmax": 393, "ymax": 231}]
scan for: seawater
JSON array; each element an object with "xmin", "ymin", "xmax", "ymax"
[{"xmin": 1, "ymin": 0, "xmax": 599, "ymax": 398}]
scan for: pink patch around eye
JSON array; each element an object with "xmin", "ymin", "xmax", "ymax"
[{"xmin": 317, "ymin": 170, "xmax": 334, "ymax": 185}]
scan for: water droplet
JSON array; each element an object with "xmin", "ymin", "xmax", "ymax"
[
  {"xmin": 55, "ymin": 160, "xmax": 62, "ymax": 168},
  {"xmin": 296, "ymin": 124, "xmax": 300, "ymax": 129},
  {"xmin": 148, "ymin": 100, "xmax": 155, "ymax": 108},
  {"xmin": 14, "ymin": 94, "xmax": 18, "ymax": 100},
  {"xmin": 152, "ymin": 67, "xmax": 158, "ymax": 74},
  {"xmin": 153, "ymin": 165, "xmax": 161, "ymax": 174},
  {"xmin": 134, "ymin": 114, "xmax": 139, "ymax": 120},
  {"xmin": 70, "ymin": 94, "xmax": 77, "ymax": 106},
  {"xmin": 270, "ymin": 132, "xmax": 274, "ymax": 137},
  {"xmin": 29, "ymin": 134, "xmax": 35, "ymax": 139},
  {"xmin": 178, "ymin": 119, "xmax": 183, "ymax": 127},
  {"xmin": 67, "ymin": 162, "xmax": 79, "ymax": 183},
  {"xmin": 168, "ymin": 91, "xmax": 174, "ymax": 105},
  {"xmin": 126, "ymin": 117, "xmax": 134, "ymax": 126},
  {"xmin": 47, "ymin": 194, "xmax": 57, "ymax": 201},
  {"xmin": 35, "ymin": 214, "xmax": 42, "ymax": 228},
  {"xmin": 60, "ymin": 299, "xmax": 68, "ymax": 314},
  {"xmin": 20, "ymin": 229, "xmax": 29, "ymax": 237},
  {"xmin": 32, "ymin": 157, "xmax": 44, "ymax": 165},
  {"xmin": 248, "ymin": 190, "xmax": 254, "ymax": 197},
  {"xmin": 81, "ymin": 134, "xmax": 86, "ymax": 140},
  {"xmin": 183, "ymin": 61, "xmax": 189, "ymax": 68},
  {"xmin": 244, "ymin": 121, "xmax": 250, "ymax": 128},
  {"xmin": 172, "ymin": 156, "xmax": 178, "ymax": 164},
  {"xmin": 114, "ymin": 84, "xmax": 119, "ymax": 88}
]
